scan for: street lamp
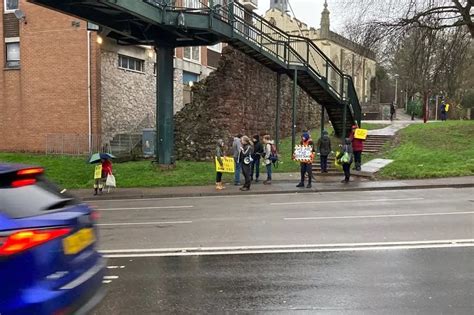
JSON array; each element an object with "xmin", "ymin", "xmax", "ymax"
[{"xmin": 394, "ymin": 74, "xmax": 399, "ymax": 106}]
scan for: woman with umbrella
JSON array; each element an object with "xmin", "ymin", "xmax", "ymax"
[{"xmin": 90, "ymin": 153, "xmax": 115, "ymax": 195}]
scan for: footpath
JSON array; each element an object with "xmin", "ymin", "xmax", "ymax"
[{"xmin": 72, "ymin": 176, "xmax": 474, "ymax": 201}]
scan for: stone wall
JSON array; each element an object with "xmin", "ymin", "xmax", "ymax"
[
  {"xmin": 100, "ymin": 42, "xmax": 187, "ymax": 139},
  {"xmin": 174, "ymin": 46, "xmax": 321, "ymax": 161}
]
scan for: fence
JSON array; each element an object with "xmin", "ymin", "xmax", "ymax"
[{"xmin": 45, "ymin": 134, "xmax": 111, "ymax": 156}]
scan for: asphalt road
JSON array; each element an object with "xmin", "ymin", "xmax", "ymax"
[
  {"xmin": 89, "ymin": 188, "xmax": 474, "ymax": 251},
  {"xmin": 87, "ymin": 187, "xmax": 474, "ymax": 314},
  {"xmin": 92, "ymin": 247, "xmax": 474, "ymax": 314}
]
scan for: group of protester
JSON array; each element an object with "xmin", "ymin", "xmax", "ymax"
[
  {"xmin": 216, "ymin": 124, "xmax": 364, "ymax": 191},
  {"xmin": 215, "ymin": 134, "xmax": 275, "ymax": 191}
]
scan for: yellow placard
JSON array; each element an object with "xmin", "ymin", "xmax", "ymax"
[
  {"xmin": 94, "ymin": 165, "xmax": 102, "ymax": 179},
  {"xmin": 445, "ymin": 104, "xmax": 450, "ymax": 112},
  {"xmin": 354, "ymin": 128, "xmax": 368, "ymax": 140},
  {"xmin": 215, "ymin": 156, "xmax": 235, "ymax": 173}
]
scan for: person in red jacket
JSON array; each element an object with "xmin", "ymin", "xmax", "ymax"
[
  {"xmin": 94, "ymin": 158, "xmax": 113, "ymax": 195},
  {"xmin": 349, "ymin": 125, "xmax": 364, "ymax": 171}
]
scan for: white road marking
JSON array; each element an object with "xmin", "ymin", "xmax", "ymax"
[
  {"xmin": 100, "ymin": 239, "xmax": 474, "ymax": 257},
  {"xmin": 107, "ymin": 265, "xmax": 126, "ymax": 269},
  {"xmin": 100, "ymin": 239, "xmax": 474, "ymax": 254},
  {"xmin": 98, "ymin": 205, "xmax": 194, "ymax": 211},
  {"xmin": 102, "ymin": 280, "xmax": 112, "ymax": 284},
  {"xmin": 103, "ymin": 275, "xmax": 119, "ymax": 280},
  {"xmin": 284, "ymin": 211, "xmax": 474, "ymax": 221},
  {"xmin": 271, "ymin": 197, "xmax": 424, "ymax": 206},
  {"xmin": 97, "ymin": 221, "xmax": 192, "ymax": 226}
]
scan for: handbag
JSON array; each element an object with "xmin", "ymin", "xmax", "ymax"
[{"xmin": 106, "ymin": 174, "xmax": 116, "ymax": 187}]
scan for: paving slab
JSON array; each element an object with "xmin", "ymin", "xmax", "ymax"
[{"xmin": 70, "ymin": 176, "xmax": 474, "ymax": 201}]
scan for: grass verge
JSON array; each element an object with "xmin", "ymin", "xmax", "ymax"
[{"xmin": 378, "ymin": 121, "xmax": 474, "ymax": 179}]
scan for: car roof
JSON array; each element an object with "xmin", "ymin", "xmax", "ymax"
[{"xmin": 0, "ymin": 163, "xmax": 36, "ymax": 175}]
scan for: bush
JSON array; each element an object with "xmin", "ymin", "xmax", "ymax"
[{"xmin": 406, "ymin": 100, "xmax": 422, "ymax": 117}]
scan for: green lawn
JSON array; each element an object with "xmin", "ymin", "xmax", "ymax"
[
  {"xmin": 0, "ymin": 122, "xmax": 393, "ymax": 188},
  {"xmin": 378, "ymin": 121, "xmax": 474, "ymax": 179}
]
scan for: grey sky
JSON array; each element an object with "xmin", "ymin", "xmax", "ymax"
[{"xmin": 256, "ymin": 0, "xmax": 346, "ymax": 32}]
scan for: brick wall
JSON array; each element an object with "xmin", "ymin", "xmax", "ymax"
[
  {"xmin": 0, "ymin": 0, "xmax": 99, "ymax": 152},
  {"xmin": 174, "ymin": 46, "xmax": 321, "ymax": 161}
]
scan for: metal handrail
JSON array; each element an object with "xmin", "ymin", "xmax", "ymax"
[{"xmin": 144, "ymin": 0, "xmax": 362, "ymax": 119}]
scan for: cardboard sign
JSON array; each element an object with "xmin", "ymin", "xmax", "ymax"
[
  {"xmin": 94, "ymin": 165, "xmax": 102, "ymax": 179},
  {"xmin": 215, "ymin": 156, "xmax": 235, "ymax": 173},
  {"xmin": 445, "ymin": 104, "xmax": 450, "ymax": 112},
  {"xmin": 354, "ymin": 128, "xmax": 368, "ymax": 140},
  {"xmin": 293, "ymin": 145, "xmax": 313, "ymax": 162}
]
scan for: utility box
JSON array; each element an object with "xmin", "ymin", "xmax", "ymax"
[{"xmin": 142, "ymin": 129, "xmax": 156, "ymax": 157}]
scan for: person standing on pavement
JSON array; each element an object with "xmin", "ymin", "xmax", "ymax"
[
  {"xmin": 338, "ymin": 138, "xmax": 353, "ymax": 183},
  {"xmin": 349, "ymin": 125, "xmax": 364, "ymax": 171},
  {"xmin": 232, "ymin": 134, "xmax": 243, "ymax": 186},
  {"xmin": 215, "ymin": 139, "xmax": 226, "ymax": 191},
  {"xmin": 94, "ymin": 158, "xmax": 113, "ymax": 195},
  {"xmin": 296, "ymin": 132, "xmax": 315, "ymax": 189},
  {"xmin": 262, "ymin": 134, "xmax": 273, "ymax": 185},
  {"xmin": 316, "ymin": 130, "xmax": 332, "ymax": 173},
  {"xmin": 390, "ymin": 103, "xmax": 396, "ymax": 121},
  {"xmin": 239, "ymin": 136, "xmax": 254, "ymax": 191},
  {"xmin": 251, "ymin": 134, "xmax": 263, "ymax": 183}
]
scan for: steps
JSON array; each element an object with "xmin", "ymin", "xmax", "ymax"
[
  {"xmin": 312, "ymin": 156, "xmax": 343, "ymax": 175},
  {"xmin": 363, "ymin": 135, "xmax": 392, "ymax": 153}
]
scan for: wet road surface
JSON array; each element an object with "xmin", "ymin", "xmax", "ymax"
[{"xmin": 93, "ymin": 247, "xmax": 474, "ymax": 314}]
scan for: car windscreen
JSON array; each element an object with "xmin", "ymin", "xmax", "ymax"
[{"xmin": 0, "ymin": 176, "xmax": 79, "ymax": 219}]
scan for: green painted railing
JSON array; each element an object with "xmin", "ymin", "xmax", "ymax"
[{"xmin": 144, "ymin": 0, "xmax": 362, "ymax": 124}]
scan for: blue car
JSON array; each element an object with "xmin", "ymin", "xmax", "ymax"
[{"xmin": 0, "ymin": 164, "xmax": 106, "ymax": 315}]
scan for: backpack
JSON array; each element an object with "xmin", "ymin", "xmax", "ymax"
[{"xmin": 269, "ymin": 143, "xmax": 279, "ymax": 164}]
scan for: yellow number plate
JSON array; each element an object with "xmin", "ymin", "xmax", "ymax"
[{"xmin": 63, "ymin": 228, "xmax": 95, "ymax": 255}]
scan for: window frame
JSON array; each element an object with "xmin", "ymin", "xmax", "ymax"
[
  {"xmin": 5, "ymin": 39, "xmax": 20, "ymax": 68},
  {"xmin": 4, "ymin": 0, "xmax": 19, "ymax": 13},
  {"xmin": 183, "ymin": 46, "xmax": 201, "ymax": 63},
  {"xmin": 118, "ymin": 54, "xmax": 145, "ymax": 74},
  {"xmin": 208, "ymin": 43, "xmax": 222, "ymax": 53}
]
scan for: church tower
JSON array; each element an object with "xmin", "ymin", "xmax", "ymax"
[
  {"xmin": 320, "ymin": 0, "xmax": 330, "ymax": 37},
  {"xmin": 270, "ymin": 0, "xmax": 288, "ymax": 13}
]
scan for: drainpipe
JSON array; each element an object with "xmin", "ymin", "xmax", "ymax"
[{"xmin": 87, "ymin": 30, "xmax": 92, "ymax": 153}]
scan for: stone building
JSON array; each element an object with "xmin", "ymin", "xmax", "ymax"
[
  {"xmin": 264, "ymin": 0, "xmax": 377, "ymax": 106},
  {"xmin": 0, "ymin": 0, "xmax": 223, "ymax": 153}
]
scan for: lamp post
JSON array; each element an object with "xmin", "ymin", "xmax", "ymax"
[{"xmin": 394, "ymin": 74, "xmax": 399, "ymax": 106}]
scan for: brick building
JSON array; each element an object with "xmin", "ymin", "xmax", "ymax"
[{"xmin": 0, "ymin": 0, "xmax": 224, "ymax": 153}]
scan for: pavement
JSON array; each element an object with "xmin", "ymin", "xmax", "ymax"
[{"xmin": 71, "ymin": 175, "xmax": 474, "ymax": 201}]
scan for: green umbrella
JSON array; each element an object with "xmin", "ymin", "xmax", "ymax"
[{"xmin": 88, "ymin": 153, "xmax": 116, "ymax": 164}]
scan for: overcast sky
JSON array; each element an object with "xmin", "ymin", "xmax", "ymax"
[{"xmin": 256, "ymin": 0, "xmax": 346, "ymax": 33}]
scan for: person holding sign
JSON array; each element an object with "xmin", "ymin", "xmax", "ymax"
[
  {"xmin": 215, "ymin": 139, "xmax": 226, "ymax": 190},
  {"xmin": 295, "ymin": 132, "xmax": 315, "ymax": 189},
  {"xmin": 349, "ymin": 125, "xmax": 364, "ymax": 171}
]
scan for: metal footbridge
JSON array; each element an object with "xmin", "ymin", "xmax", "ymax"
[{"xmin": 29, "ymin": 0, "xmax": 362, "ymax": 165}]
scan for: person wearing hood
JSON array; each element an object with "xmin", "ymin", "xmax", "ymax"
[
  {"xmin": 251, "ymin": 134, "xmax": 263, "ymax": 182},
  {"xmin": 215, "ymin": 139, "xmax": 226, "ymax": 190},
  {"xmin": 317, "ymin": 129, "xmax": 332, "ymax": 173},
  {"xmin": 338, "ymin": 138, "xmax": 354, "ymax": 183},
  {"xmin": 296, "ymin": 132, "xmax": 315, "ymax": 189},
  {"xmin": 349, "ymin": 125, "xmax": 364, "ymax": 171},
  {"xmin": 239, "ymin": 136, "xmax": 254, "ymax": 191},
  {"xmin": 232, "ymin": 134, "xmax": 243, "ymax": 185}
]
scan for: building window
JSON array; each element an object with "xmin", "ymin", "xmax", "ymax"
[
  {"xmin": 183, "ymin": 46, "xmax": 200, "ymax": 63},
  {"xmin": 5, "ymin": 41, "xmax": 20, "ymax": 68},
  {"xmin": 183, "ymin": 71, "xmax": 199, "ymax": 85},
  {"xmin": 118, "ymin": 54, "xmax": 144, "ymax": 73},
  {"xmin": 208, "ymin": 43, "xmax": 222, "ymax": 53},
  {"xmin": 184, "ymin": 0, "xmax": 200, "ymax": 9},
  {"xmin": 4, "ymin": 0, "xmax": 18, "ymax": 12}
]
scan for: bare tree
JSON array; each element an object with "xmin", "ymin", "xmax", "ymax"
[{"xmin": 339, "ymin": 0, "xmax": 474, "ymax": 38}]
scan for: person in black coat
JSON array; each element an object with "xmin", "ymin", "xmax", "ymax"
[
  {"xmin": 239, "ymin": 136, "xmax": 254, "ymax": 191},
  {"xmin": 251, "ymin": 135, "xmax": 263, "ymax": 182}
]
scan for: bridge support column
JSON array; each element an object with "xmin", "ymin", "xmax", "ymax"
[
  {"xmin": 155, "ymin": 45, "xmax": 175, "ymax": 166},
  {"xmin": 320, "ymin": 105, "xmax": 325, "ymax": 136},
  {"xmin": 275, "ymin": 73, "xmax": 281, "ymax": 149},
  {"xmin": 291, "ymin": 69, "xmax": 298, "ymax": 155},
  {"xmin": 342, "ymin": 103, "xmax": 347, "ymax": 141}
]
